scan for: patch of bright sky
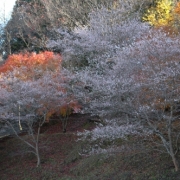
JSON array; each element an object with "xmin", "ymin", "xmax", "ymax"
[{"xmin": 0, "ymin": 0, "xmax": 16, "ymax": 24}]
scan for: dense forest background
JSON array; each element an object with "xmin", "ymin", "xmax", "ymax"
[{"xmin": 0, "ymin": 0, "xmax": 154, "ymax": 57}]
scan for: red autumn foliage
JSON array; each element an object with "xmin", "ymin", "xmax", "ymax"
[{"xmin": 0, "ymin": 51, "xmax": 62, "ymax": 80}]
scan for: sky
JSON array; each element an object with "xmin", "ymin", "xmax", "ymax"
[{"xmin": 0, "ymin": 0, "xmax": 16, "ymax": 23}]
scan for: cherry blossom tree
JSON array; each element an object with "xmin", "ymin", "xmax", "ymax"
[
  {"xmin": 0, "ymin": 70, "xmax": 69, "ymax": 167},
  {"xmin": 131, "ymin": 30, "xmax": 180, "ymax": 171},
  {"xmin": 48, "ymin": 6, "xmax": 180, "ymax": 171},
  {"xmin": 75, "ymin": 28, "xmax": 180, "ymax": 171}
]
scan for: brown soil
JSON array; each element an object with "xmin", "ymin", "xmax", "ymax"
[
  {"xmin": 0, "ymin": 113, "xmax": 95, "ymax": 180},
  {"xmin": 1, "ymin": 113, "xmax": 180, "ymax": 180}
]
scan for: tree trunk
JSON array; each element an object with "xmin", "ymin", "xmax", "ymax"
[
  {"xmin": 62, "ymin": 117, "xmax": 68, "ymax": 133},
  {"xmin": 36, "ymin": 126, "xmax": 41, "ymax": 167},
  {"xmin": 36, "ymin": 144, "xmax": 41, "ymax": 167},
  {"xmin": 168, "ymin": 111, "xmax": 179, "ymax": 171},
  {"xmin": 171, "ymin": 154, "xmax": 179, "ymax": 171}
]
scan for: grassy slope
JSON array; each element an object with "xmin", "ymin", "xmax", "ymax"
[{"xmin": 0, "ymin": 114, "xmax": 180, "ymax": 180}]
